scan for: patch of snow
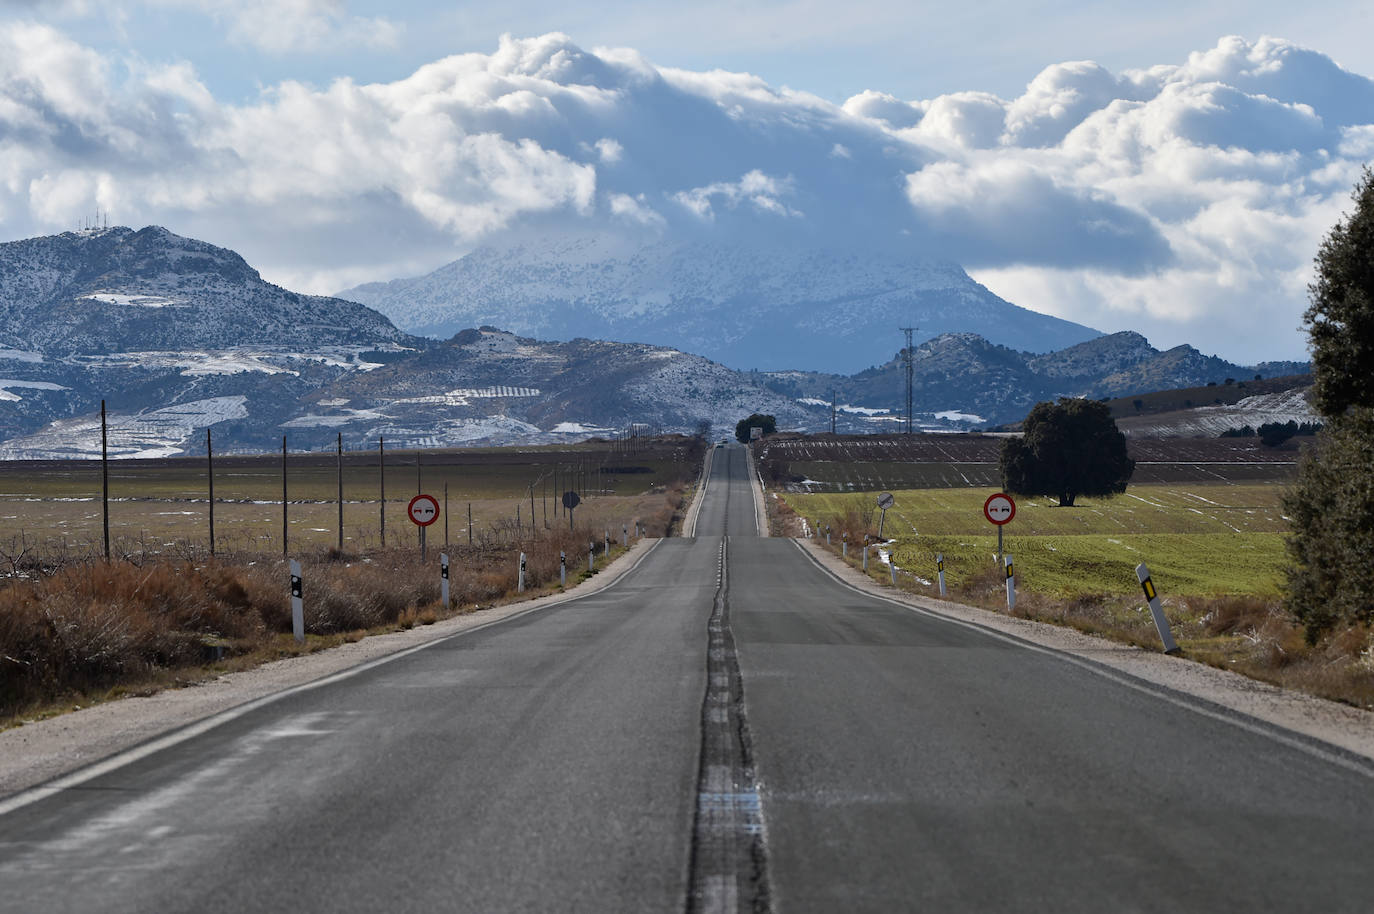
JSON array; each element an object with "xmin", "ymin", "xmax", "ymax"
[
  {"xmin": 0, "ymin": 349, "xmax": 43, "ymax": 363},
  {"xmin": 81, "ymin": 292, "xmax": 186, "ymax": 308},
  {"xmin": 933, "ymin": 410, "xmax": 985, "ymax": 423},
  {"xmin": 551, "ymin": 422, "xmax": 613, "ymax": 434},
  {"xmin": 0, "ymin": 379, "xmax": 67, "ymax": 402}
]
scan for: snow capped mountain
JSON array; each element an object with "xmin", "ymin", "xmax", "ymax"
[
  {"xmin": 338, "ymin": 233, "xmax": 1101, "ymax": 374},
  {"xmin": 0, "ymin": 226, "xmax": 412, "ymax": 356}
]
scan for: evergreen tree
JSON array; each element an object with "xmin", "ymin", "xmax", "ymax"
[
  {"xmin": 1000, "ymin": 398, "xmax": 1133, "ymax": 507},
  {"xmin": 1286, "ymin": 167, "xmax": 1374, "ymax": 641},
  {"xmin": 734, "ymin": 413, "xmax": 777, "ymax": 443}
]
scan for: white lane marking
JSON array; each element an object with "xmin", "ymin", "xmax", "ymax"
[
  {"xmin": 789, "ymin": 540, "xmax": 1374, "ymax": 780},
  {"xmin": 0, "ymin": 538, "xmax": 668, "ymax": 820}
]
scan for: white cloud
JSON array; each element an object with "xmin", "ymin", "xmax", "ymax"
[
  {"xmin": 672, "ymin": 170, "xmax": 801, "ymax": 220},
  {"xmin": 608, "ymin": 192, "xmax": 664, "ymax": 227},
  {"xmin": 0, "ymin": 29, "xmax": 1369, "ymax": 363},
  {"xmin": 150, "ymin": 1, "xmax": 401, "ymax": 53}
]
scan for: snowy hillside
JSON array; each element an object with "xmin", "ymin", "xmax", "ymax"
[
  {"xmin": 0, "ymin": 226, "xmax": 412, "ymax": 356},
  {"xmin": 339, "ymin": 234, "xmax": 1100, "ymax": 374}
]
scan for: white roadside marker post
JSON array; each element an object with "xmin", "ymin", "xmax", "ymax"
[
  {"xmin": 842, "ymin": 533, "xmax": 848, "ymax": 559},
  {"xmin": 826, "ymin": 526, "xmax": 831, "ymax": 546},
  {"xmin": 440, "ymin": 553, "xmax": 450, "ymax": 608},
  {"xmin": 937, "ymin": 553, "xmax": 947, "ymax": 597},
  {"xmin": 604, "ymin": 531, "xmax": 609, "ymax": 556},
  {"xmin": 518, "ymin": 552, "xmax": 527, "ymax": 593},
  {"xmin": 889, "ymin": 561, "xmax": 897, "ymax": 587},
  {"xmin": 289, "ymin": 559, "xmax": 304, "ymax": 643},
  {"xmin": 622, "ymin": 524, "xmax": 628, "ymax": 547},
  {"xmin": 589, "ymin": 541, "xmax": 595, "ymax": 572},
  {"xmin": 560, "ymin": 550, "xmax": 567, "ymax": 588},
  {"xmin": 1005, "ymin": 554, "xmax": 1015, "ymax": 610},
  {"xmin": 1137, "ymin": 563, "xmax": 1181, "ymax": 655},
  {"xmin": 862, "ymin": 544, "xmax": 868, "ymax": 572}
]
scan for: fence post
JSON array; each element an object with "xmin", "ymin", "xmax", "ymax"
[
  {"xmin": 1005, "ymin": 553, "xmax": 1015, "ymax": 610},
  {"xmin": 518, "ymin": 552, "xmax": 527, "ymax": 593},
  {"xmin": 290, "ymin": 559, "xmax": 304, "ymax": 643},
  {"xmin": 1137, "ymin": 563, "xmax": 1181, "ymax": 654},
  {"xmin": 441, "ymin": 552, "xmax": 450, "ymax": 608},
  {"xmin": 937, "ymin": 553, "xmax": 946, "ymax": 597}
]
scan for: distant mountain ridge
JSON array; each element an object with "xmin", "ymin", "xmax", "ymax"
[
  {"xmin": 766, "ymin": 330, "xmax": 1310, "ymax": 426},
  {"xmin": 0, "ymin": 226, "xmax": 1309, "ymax": 457},
  {"xmin": 338, "ymin": 234, "xmax": 1102, "ymax": 374}
]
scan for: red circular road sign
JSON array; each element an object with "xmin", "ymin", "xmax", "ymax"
[
  {"xmin": 983, "ymin": 493, "xmax": 1016, "ymax": 526},
  {"xmin": 407, "ymin": 493, "xmax": 440, "ymax": 527}
]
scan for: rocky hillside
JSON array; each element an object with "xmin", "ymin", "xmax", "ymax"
[{"xmin": 0, "ymin": 226, "xmax": 412, "ymax": 355}]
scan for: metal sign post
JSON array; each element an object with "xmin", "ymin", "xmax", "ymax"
[
  {"xmin": 983, "ymin": 492, "xmax": 1016, "ymax": 560},
  {"xmin": 1137, "ymin": 563, "xmax": 1181, "ymax": 654},
  {"xmin": 441, "ymin": 552, "xmax": 450, "ymax": 608},
  {"xmin": 290, "ymin": 560, "xmax": 304, "ymax": 643},
  {"xmin": 408, "ymin": 494, "xmax": 440, "ymax": 563},
  {"xmin": 563, "ymin": 490, "xmax": 580, "ymax": 531},
  {"xmin": 877, "ymin": 492, "xmax": 894, "ymax": 539}
]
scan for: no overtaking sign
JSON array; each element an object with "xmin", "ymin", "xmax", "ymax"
[
  {"xmin": 983, "ymin": 493, "xmax": 1015, "ymax": 526},
  {"xmin": 408, "ymin": 493, "xmax": 439, "ymax": 527}
]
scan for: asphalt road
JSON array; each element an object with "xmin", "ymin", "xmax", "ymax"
[{"xmin": 3, "ymin": 443, "xmax": 1374, "ymax": 912}]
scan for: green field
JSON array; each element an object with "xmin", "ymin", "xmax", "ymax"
[{"xmin": 786, "ymin": 483, "xmax": 1289, "ymax": 597}]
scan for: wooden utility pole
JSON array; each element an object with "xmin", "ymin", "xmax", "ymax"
[
  {"xmin": 336, "ymin": 432, "xmax": 343, "ymax": 551},
  {"xmin": 100, "ymin": 400, "xmax": 110, "ymax": 560},
  {"xmin": 281, "ymin": 435, "xmax": 288, "ymax": 556},
  {"xmin": 207, "ymin": 428, "xmax": 215, "ymax": 556}
]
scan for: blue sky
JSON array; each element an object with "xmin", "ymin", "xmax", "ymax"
[{"xmin": 1, "ymin": 1, "xmax": 1372, "ymax": 363}]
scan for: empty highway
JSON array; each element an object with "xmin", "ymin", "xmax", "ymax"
[{"xmin": 2, "ymin": 444, "xmax": 1373, "ymax": 911}]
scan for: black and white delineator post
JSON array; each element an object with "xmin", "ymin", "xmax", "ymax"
[
  {"xmin": 862, "ymin": 544, "xmax": 868, "ymax": 572},
  {"xmin": 1004, "ymin": 553, "xmax": 1015, "ymax": 610},
  {"xmin": 622, "ymin": 524, "xmax": 627, "ymax": 547},
  {"xmin": 589, "ymin": 541, "xmax": 595, "ymax": 571},
  {"xmin": 889, "ymin": 560, "xmax": 897, "ymax": 586},
  {"xmin": 289, "ymin": 559, "xmax": 304, "ymax": 643},
  {"xmin": 842, "ymin": 533, "xmax": 847, "ymax": 559},
  {"xmin": 518, "ymin": 552, "xmax": 527, "ymax": 593},
  {"xmin": 560, "ymin": 550, "xmax": 567, "ymax": 588},
  {"xmin": 440, "ymin": 553, "xmax": 450, "ymax": 608},
  {"xmin": 1137, "ymin": 563, "xmax": 1180, "ymax": 654},
  {"xmin": 604, "ymin": 531, "xmax": 609, "ymax": 556},
  {"xmin": 936, "ymin": 553, "xmax": 947, "ymax": 597}
]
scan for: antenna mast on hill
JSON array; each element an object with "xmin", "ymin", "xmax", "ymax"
[{"xmin": 900, "ymin": 326, "xmax": 916, "ymax": 435}]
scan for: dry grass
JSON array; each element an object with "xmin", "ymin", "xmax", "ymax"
[{"xmin": 1, "ymin": 468, "xmax": 696, "ymax": 726}]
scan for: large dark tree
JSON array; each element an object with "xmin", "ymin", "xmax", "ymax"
[
  {"xmin": 1286, "ymin": 167, "xmax": 1374, "ymax": 641},
  {"xmin": 735, "ymin": 413, "xmax": 777, "ymax": 443},
  {"xmin": 1000, "ymin": 398, "xmax": 1134, "ymax": 506}
]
